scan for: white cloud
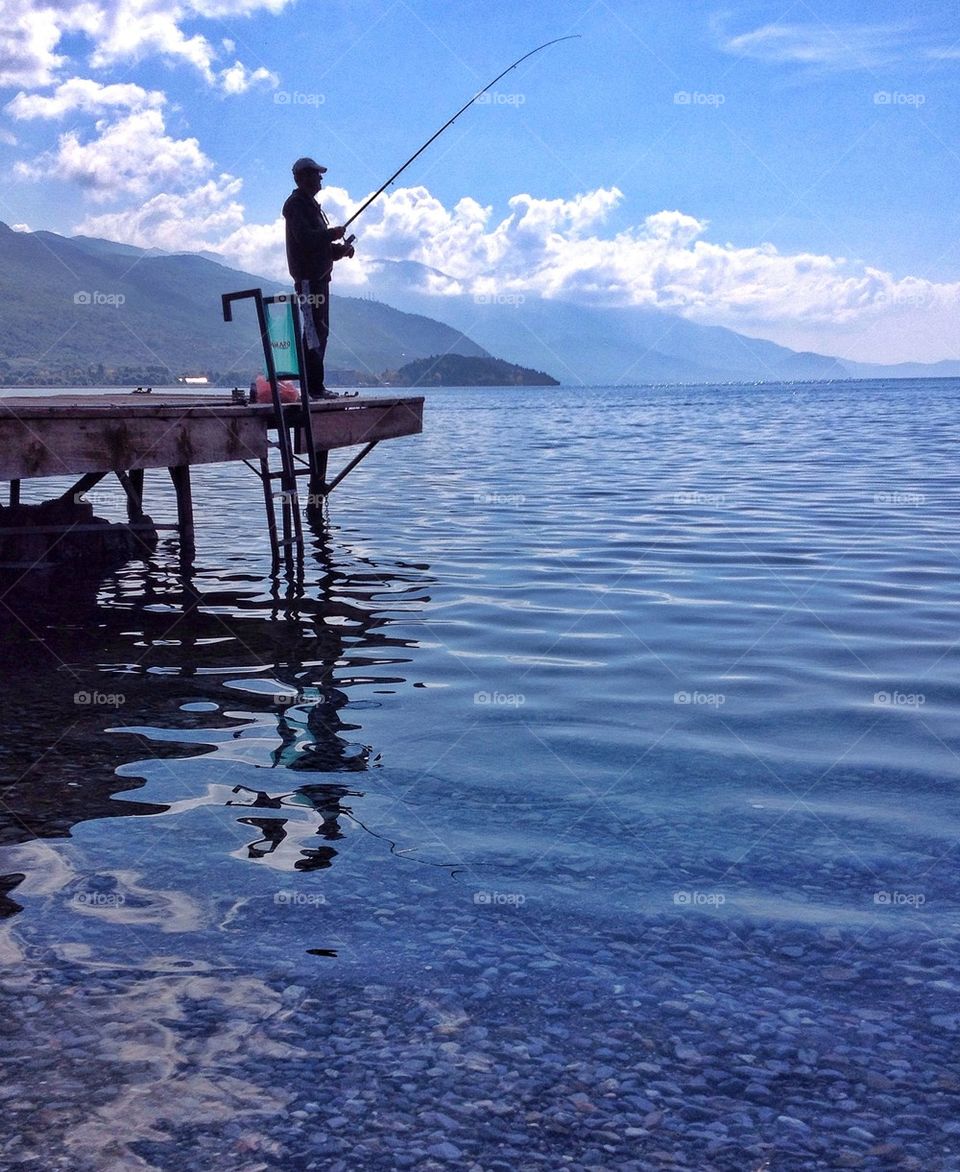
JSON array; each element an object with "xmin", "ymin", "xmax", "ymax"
[
  {"xmin": 65, "ymin": 178, "xmax": 960, "ymax": 363},
  {"xmin": 0, "ymin": 126, "xmax": 17, "ymax": 144},
  {"xmin": 190, "ymin": 0, "xmax": 291, "ymax": 15},
  {"xmin": 16, "ymin": 107, "xmax": 210, "ymax": 198},
  {"xmin": 6, "ymin": 76, "xmax": 164, "ymax": 119},
  {"xmin": 86, "ymin": 2, "xmax": 218, "ymax": 81},
  {"xmin": 718, "ymin": 21, "xmax": 910, "ymax": 69},
  {"xmin": 0, "ymin": 0, "xmax": 291, "ymax": 92},
  {"xmin": 77, "ymin": 174, "xmax": 244, "ymax": 250},
  {"xmin": 0, "ymin": 2, "xmax": 72, "ymax": 87},
  {"xmin": 217, "ymin": 60, "xmax": 277, "ymax": 94}
]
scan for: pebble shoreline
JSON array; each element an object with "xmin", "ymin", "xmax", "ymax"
[{"xmin": 2, "ymin": 906, "xmax": 958, "ymax": 1171}]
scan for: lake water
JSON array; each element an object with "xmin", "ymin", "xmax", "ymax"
[{"xmin": 1, "ymin": 379, "xmax": 959, "ymax": 1171}]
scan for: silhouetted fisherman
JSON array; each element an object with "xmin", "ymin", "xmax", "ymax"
[{"xmin": 282, "ymin": 157, "xmax": 355, "ymax": 399}]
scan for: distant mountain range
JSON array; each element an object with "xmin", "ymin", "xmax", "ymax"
[
  {"xmin": 363, "ymin": 260, "xmax": 960, "ymax": 385},
  {"xmin": 0, "ymin": 222, "xmax": 489, "ymax": 385},
  {"xmin": 1, "ymin": 221, "xmax": 957, "ymax": 386}
]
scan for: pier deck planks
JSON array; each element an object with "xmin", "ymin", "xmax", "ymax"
[{"xmin": 0, "ymin": 393, "xmax": 424, "ymax": 480}]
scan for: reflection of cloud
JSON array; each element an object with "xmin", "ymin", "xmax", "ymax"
[
  {"xmin": 60, "ymin": 972, "xmax": 297, "ymax": 1166},
  {"xmin": 69, "ymin": 868, "xmax": 203, "ymax": 932}
]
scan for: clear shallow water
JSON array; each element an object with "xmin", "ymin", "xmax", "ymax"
[{"xmin": 1, "ymin": 379, "xmax": 959, "ymax": 1170}]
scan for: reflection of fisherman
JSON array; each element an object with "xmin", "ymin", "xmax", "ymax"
[
  {"xmin": 282, "ymin": 157, "xmax": 356, "ymax": 400},
  {"xmin": 272, "ymin": 688, "xmax": 371, "ymax": 774},
  {"xmin": 229, "ymin": 782, "xmax": 359, "ymax": 867},
  {"xmin": 236, "ymin": 816, "xmax": 288, "ymax": 859},
  {"xmin": 291, "ymin": 783, "xmax": 356, "ymax": 839}
]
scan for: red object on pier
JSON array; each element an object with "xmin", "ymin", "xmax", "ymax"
[{"xmin": 253, "ymin": 374, "xmax": 300, "ymax": 404}]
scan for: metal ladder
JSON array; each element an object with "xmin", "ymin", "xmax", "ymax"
[{"xmin": 222, "ymin": 288, "xmax": 323, "ymax": 569}]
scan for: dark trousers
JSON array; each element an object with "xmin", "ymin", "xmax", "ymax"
[{"xmin": 296, "ymin": 279, "xmax": 330, "ymax": 395}]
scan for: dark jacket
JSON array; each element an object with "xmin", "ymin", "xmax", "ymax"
[{"xmin": 282, "ymin": 188, "xmax": 349, "ymax": 283}]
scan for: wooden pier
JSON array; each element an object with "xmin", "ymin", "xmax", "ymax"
[{"xmin": 0, "ymin": 390, "xmax": 423, "ymax": 565}]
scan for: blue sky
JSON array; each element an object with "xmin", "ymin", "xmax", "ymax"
[{"xmin": 1, "ymin": 0, "xmax": 959, "ymax": 362}]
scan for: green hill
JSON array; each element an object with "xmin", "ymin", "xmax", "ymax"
[
  {"xmin": 390, "ymin": 354, "xmax": 560, "ymax": 387},
  {"xmin": 0, "ymin": 223, "xmax": 492, "ymax": 386}
]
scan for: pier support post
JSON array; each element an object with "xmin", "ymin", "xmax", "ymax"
[
  {"xmin": 310, "ymin": 451, "xmax": 329, "ymax": 501},
  {"xmin": 168, "ymin": 464, "xmax": 195, "ymax": 560},
  {"xmin": 125, "ymin": 469, "xmax": 145, "ymax": 522}
]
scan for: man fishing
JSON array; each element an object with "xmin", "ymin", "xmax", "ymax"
[
  {"xmin": 283, "ymin": 157, "xmax": 355, "ymax": 399},
  {"xmin": 280, "ymin": 41, "xmax": 574, "ymax": 399}
]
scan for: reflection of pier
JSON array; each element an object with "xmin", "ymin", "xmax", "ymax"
[
  {"xmin": 0, "ymin": 510, "xmax": 432, "ymax": 913},
  {"xmin": 0, "ymin": 390, "xmax": 422, "ymax": 566}
]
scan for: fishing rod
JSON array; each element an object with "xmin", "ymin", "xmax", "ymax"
[{"xmin": 342, "ymin": 34, "xmax": 580, "ymax": 231}]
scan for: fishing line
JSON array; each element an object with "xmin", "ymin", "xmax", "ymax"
[{"xmin": 343, "ymin": 35, "xmax": 581, "ymax": 230}]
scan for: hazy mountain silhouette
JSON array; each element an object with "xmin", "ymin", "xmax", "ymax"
[
  {"xmin": 0, "ymin": 223, "xmax": 489, "ymax": 383},
  {"xmin": 365, "ymin": 259, "xmax": 960, "ymax": 385},
  {"xmin": 2, "ymin": 224, "xmax": 956, "ymax": 386}
]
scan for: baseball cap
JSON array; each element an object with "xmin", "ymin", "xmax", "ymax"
[{"xmin": 292, "ymin": 156, "xmax": 327, "ymax": 175}]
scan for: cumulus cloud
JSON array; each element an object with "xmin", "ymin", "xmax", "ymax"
[
  {"xmin": 16, "ymin": 107, "xmax": 210, "ymax": 198},
  {"xmin": 66, "ymin": 177, "xmax": 960, "ymax": 363},
  {"xmin": 217, "ymin": 60, "xmax": 277, "ymax": 94},
  {"xmin": 0, "ymin": 2, "xmax": 96, "ymax": 88},
  {"xmin": 0, "ymin": 0, "xmax": 290, "ymax": 91},
  {"xmin": 6, "ymin": 77, "xmax": 165, "ymax": 119},
  {"xmin": 77, "ymin": 174, "xmax": 245, "ymax": 252}
]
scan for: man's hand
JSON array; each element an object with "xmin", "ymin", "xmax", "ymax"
[{"xmin": 330, "ymin": 225, "xmax": 346, "ymax": 240}]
